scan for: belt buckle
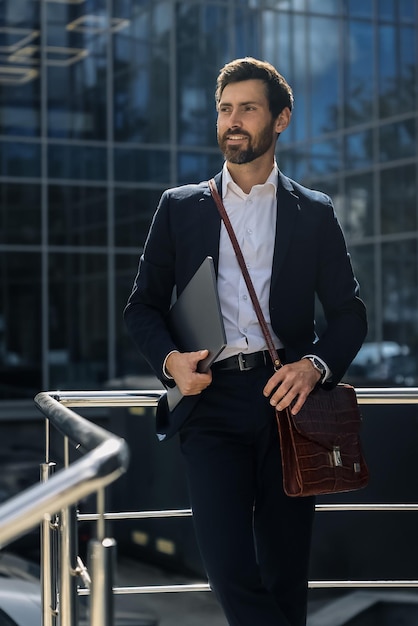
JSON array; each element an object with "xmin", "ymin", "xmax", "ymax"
[{"xmin": 237, "ymin": 353, "xmax": 251, "ymax": 371}]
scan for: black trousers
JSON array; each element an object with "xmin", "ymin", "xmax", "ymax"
[{"xmin": 179, "ymin": 365, "xmax": 315, "ymax": 626}]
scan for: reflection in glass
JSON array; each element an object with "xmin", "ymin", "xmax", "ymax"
[
  {"xmin": 49, "ymin": 185, "xmax": 107, "ymax": 246},
  {"xmin": 349, "ymin": 244, "xmax": 375, "ymax": 340},
  {"xmin": 346, "ymin": 0, "xmax": 373, "ymax": 17},
  {"xmin": 379, "ymin": 25, "xmax": 416, "ymax": 117},
  {"xmin": 344, "ymin": 173, "xmax": 374, "ymax": 238},
  {"xmin": 114, "ymin": 188, "xmax": 162, "ymax": 248},
  {"xmin": 277, "ymin": 146, "xmax": 310, "ymax": 182},
  {"xmin": 176, "ymin": 3, "xmax": 224, "ymax": 146},
  {"xmin": 310, "ymin": 139, "xmax": 341, "ymax": 176},
  {"xmin": 309, "ymin": 17, "xmax": 340, "ymax": 135},
  {"xmin": 379, "ymin": 120, "xmax": 416, "ymax": 162},
  {"xmin": 114, "ymin": 148, "xmax": 170, "ymax": 183},
  {"xmin": 382, "ymin": 239, "xmax": 418, "ymax": 358},
  {"xmin": 48, "ymin": 144, "xmax": 107, "ymax": 180},
  {"xmin": 380, "ymin": 165, "xmax": 416, "ymax": 235},
  {"xmin": 345, "ymin": 130, "xmax": 373, "ymax": 170},
  {"xmin": 177, "ymin": 152, "xmax": 223, "ymax": 185},
  {"xmin": 113, "ymin": 3, "xmax": 171, "ymax": 143},
  {"xmin": 0, "ymin": 141, "xmax": 41, "ymax": 178},
  {"xmin": 0, "ymin": 183, "xmax": 41, "ymax": 245},
  {"xmin": 48, "ymin": 252, "xmax": 108, "ymax": 390},
  {"xmin": 0, "ymin": 252, "xmax": 42, "ymax": 399},
  {"xmin": 343, "ymin": 19, "xmax": 373, "ymax": 127}
]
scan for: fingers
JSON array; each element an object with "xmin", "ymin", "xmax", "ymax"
[
  {"xmin": 169, "ymin": 349, "xmax": 212, "ymax": 396},
  {"xmin": 263, "ymin": 360, "xmax": 321, "ymax": 415}
]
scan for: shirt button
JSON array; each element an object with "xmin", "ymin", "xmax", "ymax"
[
  {"xmin": 243, "ymin": 295, "xmax": 248, "ymax": 300},
  {"xmin": 246, "ymin": 228, "xmax": 253, "ymax": 235}
]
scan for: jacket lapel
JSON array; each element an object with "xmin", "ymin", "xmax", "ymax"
[{"xmin": 199, "ymin": 171, "xmax": 223, "ymax": 274}]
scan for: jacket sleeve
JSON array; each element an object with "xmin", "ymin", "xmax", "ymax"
[{"xmin": 123, "ymin": 191, "xmax": 178, "ymax": 384}]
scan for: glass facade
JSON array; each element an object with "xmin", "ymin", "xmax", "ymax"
[{"xmin": 1, "ymin": 0, "xmax": 417, "ymax": 399}]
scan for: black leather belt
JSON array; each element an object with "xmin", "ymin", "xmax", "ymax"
[{"xmin": 212, "ymin": 350, "xmax": 273, "ymax": 372}]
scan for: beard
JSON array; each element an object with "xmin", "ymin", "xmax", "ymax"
[{"xmin": 218, "ymin": 121, "xmax": 276, "ymax": 164}]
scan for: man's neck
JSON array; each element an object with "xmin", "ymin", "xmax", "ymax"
[{"xmin": 226, "ymin": 156, "xmax": 275, "ymax": 194}]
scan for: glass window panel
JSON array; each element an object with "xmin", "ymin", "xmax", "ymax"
[
  {"xmin": 290, "ymin": 15, "xmax": 308, "ymax": 142},
  {"xmin": 344, "ymin": 173, "xmax": 374, "ymax": 238},
  {"xmin": 398, "ymin": 26, "xmax": 417, "ymax": 113},
  {"xmin": 45, "ymin": 1, "xmax": 108, "ymax": 140},
  {"xmin": 177, "ymin": 152, "xmax": 223, "ymax": 185},
  {"xmin": 346, "ymin": 0, "xmax": 373, "ymax": 17},
  {"xmin": 306, "ymin": 0, "xmax": 340, "ymax": 14},
  {"xmin": 309, "ymin": 17, "xmax": 340, "ymax": 135},
  {"xmin": 276, "ymin": 145, "xmax": 310, "ymax": 182},
  {"xmin": 310, "ymin": 138, "xmax": 341, "ymax": 176},
  {"xmin": 379, "ymin": 119, "xmax": 416, "ymax": 162},
  {"xmin": 0, "ymin": 0, "xmax": 41, "ymax": 137},
  {"xmin": 380, "ymin": 165, "xmax": 416, "ymax": 234},
  {"xmin": 344, "ymin": 244, "xmax": 376, "ymax": 385},
  {"xmin": 114, "ymin": 148, "xmax": 170, "ymax": 184},
  {"xmin": 0, "ymin": 140, "xmax": 41, "ymax": 177},
  {"xmin": 48, "ymin": 144, "xmax": 107, "ymax": 180},
  {"xmin": 113, "ymin": 4, "xmax": 171, "ymax": 143},
  {"xmin": 0, "ymin": 183, "xmax": 41, "ymax": 245},
  {"xmin": 48, "ymin": 252, "xmax": 108, "ymax": 389},
  {"xmin": 48, "ymin": 185, "xmax": 107, "ymax": 246},
  {"xmin": 382, "ymin": 240, "xmax": 418, "ymax": 375},
  {"xmin": 399, "ymin": 0, "xmax": 416, "ymax": 21},
  {"xmin": 0, "ymin": 251, "xmax": 42, "ymax": 399},
  {"xmin": 235, "ymin": 7, "xmax": 259, "ymax": 58},
  {"xmin": 351, "ymin": 244, "xmax": 375, "ymax": 328},
  {"xmin": 345, "ymin": 130, "xmax": 373, "ymax": 170},
  {"xmin": 262, "ymin": 11, "xmax": 293, "ymax": 143},
  {"xmin": 114, "ymin": 187, "xmax": 162, "ymax": 248},
  {"xmin": 378, "ymin": 0, "xmax": 396, "ymax": 20},
  {"xmin": 344, "ymin": 20, "xmax": 374, "ymax": 126},
  {"xmin": 176, "ymin": 3, "xmax": 225, "ymax": 147}
]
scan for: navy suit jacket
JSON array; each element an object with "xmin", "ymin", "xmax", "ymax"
[{"xmin": 124, "ymin": 170, "xmax": 367, "ymax": 439}]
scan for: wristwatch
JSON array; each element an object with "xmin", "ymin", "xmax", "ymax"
[{"xmin": 305, "ymin": 356, "xmax": 326, "ymax": 382}]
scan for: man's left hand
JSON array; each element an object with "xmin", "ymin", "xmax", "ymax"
[{"xmin": 263, "ymin": 359, "xmax": 321, "ymax": 415}]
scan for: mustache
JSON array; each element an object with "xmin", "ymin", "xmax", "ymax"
[{"xmin": 221, "ymin": 130, "xmax": 251, "ymax": 141}]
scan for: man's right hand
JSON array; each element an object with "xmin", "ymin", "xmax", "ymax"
[{"xmin": 165, "ymin": 350, "xmax": 212, "ymax": 396}]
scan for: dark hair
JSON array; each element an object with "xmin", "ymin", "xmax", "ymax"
[{"xmin": 215, "ymin": 57, "xmax": 294, "ymax": 117}]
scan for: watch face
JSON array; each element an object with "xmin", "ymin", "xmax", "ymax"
[{"xmin": 312, "ymin": 358, "xmax": 325, "ymax": 374}]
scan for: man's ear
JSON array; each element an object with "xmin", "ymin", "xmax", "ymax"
[{"xmin": 275, "ymin": 107, "xmax": 291, "ymax": 133}]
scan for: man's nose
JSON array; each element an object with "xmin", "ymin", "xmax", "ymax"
[{"xmin": 228, "ymin": 109, "xmax": 242, "ymax": 128}]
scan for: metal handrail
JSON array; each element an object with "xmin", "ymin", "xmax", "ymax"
[
  {"xmin": 0, "ymin": 392, "xmax": 129, "ymax": 548},
  {"xmin": 0, "ymin": 386, "xmax": 417, "ymax": 625},
  {"xmin": 55, "ymin": 386, "xmax": 418, "ymax": 594}
]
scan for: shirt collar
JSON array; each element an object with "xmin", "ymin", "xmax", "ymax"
[{"xmin": 222, "ymin": 161, "xmax": 278, "ymax": 199}]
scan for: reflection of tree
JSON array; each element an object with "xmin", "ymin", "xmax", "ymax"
[
  {"xmin": 175, "ymin": 5, "xmax": 223, "ymax": 147},
  {"xmin": 324, "ymin": 64, "xmax": 416, "ymax": 158}
]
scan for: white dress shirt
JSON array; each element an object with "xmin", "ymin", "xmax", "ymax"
[{"xmin": 216, "ymin": 161, "xmax": 284, "ymax": 361}]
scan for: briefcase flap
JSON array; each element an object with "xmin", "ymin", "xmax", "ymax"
[{"xmin": 289, "ymin": 384, "xmax": 362, "ymax": 450}]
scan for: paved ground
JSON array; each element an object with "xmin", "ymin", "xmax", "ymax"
[
  {"xmin": 115, "ymin": 557, "xmax": 227, "ymax": 625},
  {"xmin": 114, "ymin": 557, "xmax": 333, "ymax": 625}
]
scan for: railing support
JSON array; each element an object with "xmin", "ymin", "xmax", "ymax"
[
  {"xmin": 89, "ymin": 537, "xmax": 117, "ymax": 626},
  {"xmin": 40, "ymin": 462, "xmax": 58, "ymax": 626}
]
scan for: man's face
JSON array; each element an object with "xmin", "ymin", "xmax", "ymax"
[{"xmin": 217, "ymin": 79, "xmax": 277, "ymax": 164}]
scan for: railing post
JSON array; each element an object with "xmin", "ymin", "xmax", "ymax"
[
  {"xmin": 89, "ymin": 537, "xmax": 117, "ymax": 626},
  {"xmin": 59, "ymin": 503, "xmax": 79, "ymax": 626},
  {"xmin": 40, "ymin": 462, "xmax": 58, "ymax": 626}
]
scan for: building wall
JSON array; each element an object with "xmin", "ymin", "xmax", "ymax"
[{"xmin": 0, "ymin": 0, "xmax": 417, "ymax": 399}]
